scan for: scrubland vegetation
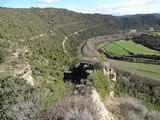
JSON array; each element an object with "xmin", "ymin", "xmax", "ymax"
[
  {"xmin": 0, "ymin": 73, "xmax": 34, "ymax": 119},
  {"xmin": 111, "ymin": 64, "xmax": 160, "ymax": 112},
  {"xmin": 102, "ymin": 31, "xmax": 160, "ymax": 119},
  {"xmin": 0, "ymin": 48, "xmax": 7, "ymax": 63},
  {"xmin": 1, "ymin": 7, "xmax": 160, "ymax": 120},
  {"xmin": 119, "ymin": 98, "xmax": 160, "ymax": 120},
  {"xmin": 10, "ymin": 92, "xmax": 100, "ymax": 120},
  {"xmin": 115, "ymin": 77, "xmax": 160, "ymax": 112},
  {"xmin": 133, "ymin": 34, "xmax": 160, "ymax": 51},
  {"xmin": 88, "ymin": 71, "xmax": 112, "ymax": 99}
]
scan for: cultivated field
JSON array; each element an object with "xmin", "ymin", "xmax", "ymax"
[
  {"xmin": 104, "ymin": 43, "xmax": 129, "ymax": 56},
  {"xmin": 104, "ymin": 40, "xmax": 160, "ymax": 56},
  {"xmin": 108, "ymin": 59, "xmax": 160, "ymax": 80}
]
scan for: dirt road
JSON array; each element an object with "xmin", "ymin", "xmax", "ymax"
[
  {"xmin": 62, "ymin": 25, "xmax": 101, "ymax": 53},
  {"xmin": 79, "ymin": 33, "xmax": 138, "ymax": 59}
]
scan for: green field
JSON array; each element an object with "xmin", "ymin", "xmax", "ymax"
[
  {"xmin": 151, "ymin": 32, "xmax": 160, "ymax": 36},
  {"xmin": 104, "ymin": 43, "xmax": 129, "ymax": 56},
  {"xmin": 104, "ymin": 40, "xmax": 160, "ymax": 56},
  {"xmin": 108, "ymin": 59, "xmax": 160, "ymax": 80}
]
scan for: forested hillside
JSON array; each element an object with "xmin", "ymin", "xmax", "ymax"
[
  {"xmin": 120, "ymin": 14, "xmax": 160, "ymax": 30},
  {"xmin": 1, "ymin": 7, "xmax": 159, "ymax": 82},
  {"xmin": 132, "ymin": 34, "xmax": 160, "ymax": 51},
  {"xmin": 1, "ymin": 7, "xmax": 160, "ymax": 119}
]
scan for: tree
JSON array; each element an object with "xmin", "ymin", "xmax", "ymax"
[
  {"xmin": 0, "ymin": 28, "xmax": 3, "ymax": 39},
  {"xmin": 0, "ymin": 48, "xmax": 6, "ymax": 63}
]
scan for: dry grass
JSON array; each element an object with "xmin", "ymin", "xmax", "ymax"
[
  {"xmin": 108, "ymin": 59, "xmax": 160, "ymax": 80},
  {"xmin": 109, "ymin": 62, "xmax": 160, "ymax": 86},
  {"xmin": 8, "ymin": 89, "xmax": 52, "ymax": 120},
  {"xmin": 9, "ymin": 90, "xmax": 100, "ymax": 120},
  {"xmin": 38, "ymin": 95, "xmax": 100, "ymax": 120},
  {"xmin": 119, "ymin": 98, "xmax": 160, "ymax": 120}
]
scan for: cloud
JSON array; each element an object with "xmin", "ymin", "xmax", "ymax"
[
  {"xmin": 36, "ymin": 4, "xmax": 49, "ymax": 8},
  {"xmin": 36, "ymin": 0, "xmax": 160, "ymax": 15},
  {"xmin": 95, "ymin": 0, "xmax": 160, "ymax": 15},
  {"xmin": 67, "ymin": 6, "xmax": 75, "ymax": 11},
  {"xmin": 38, "ymin": 0, "xmax": 60, "ymax": 4}
]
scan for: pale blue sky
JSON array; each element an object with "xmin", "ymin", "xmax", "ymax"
[{"xmin": 0, "ymin": 0, "xmax": 160, "ymax": 15}]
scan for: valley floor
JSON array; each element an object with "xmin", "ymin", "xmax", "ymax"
[{"xmin": 108, "ymin": 58, "xmax": 160, "ymax": 80}]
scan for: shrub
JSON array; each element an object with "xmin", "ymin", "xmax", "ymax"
[
  {"xmin": 88, "ymin": 71, "xmax": 112, "ymax": 99},
  {"xmin": 0, "ymin": 48, "xmax": 7, "ymax": 63},
  {"xmin": 100, "ymin": 53, "xmax": 107, "ymax": 61},
  {"xmin": 9, "ymin": 80, "xmax": 74, "ymax": 120},
  {"xmin": 9, "ymin": 89, "xmax": 52, "ymax": 120},
  {"xmin": 112, "ymin": 62, "xmax": 160, "ymax": 111},
  {"xmin": 38, "ymin": 95, "xmax": 100, "ymax": 120},
  {"xmin": 18, "ymin": 53, "xmax": 25, "ymax": 61},
  {"xmin": 119, "ymin": 98, "xmax": 160, "ymax": 120},
  {"xmin": 0, "ymin": 28, "xmax": 3, "ymax": 39},
  {"xmin": 10, "ymin": 95, "xmax": 100, "ymax": 120},
  {"xmin": 0, "ymin": 74, "xmax": 34, "ymax": 120}
]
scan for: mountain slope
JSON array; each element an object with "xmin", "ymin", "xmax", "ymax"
[{"xmin": 1, "ymin": 7, "xmax": 160, "ymax": 119}]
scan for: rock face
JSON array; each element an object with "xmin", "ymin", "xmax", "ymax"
[
  {"xmin": 21, "ymin": 62, "xmax": 34, "ymax": 86},
  {"xmin": 0, "ymin": 46, "xmax": 34, "ymax": 86},
  {"xmin": 64, "ymin": 61, "xmax": 97, "ymax": 96},
  {"xmin": 91, "ymin": 89, "xmax": 115, "ymax": 120},
  {"xmin": 64, "ymin": 61, "xmax": 118, "ymax": 119},
  {"xmin": 103, "ymin": 62, "xmax": 117, "ymax": 84},
  {"xmin": 64, "ymin": 62, "xmax": 94, "ymax": 84},
  {"xmin": 12, "ymin": 62, "xmax": 34, "ymax": 86}
]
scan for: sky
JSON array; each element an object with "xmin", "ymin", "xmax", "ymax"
[{"xmin": 0, "ymin": 0, "xmax": 160, "ymax": 15}]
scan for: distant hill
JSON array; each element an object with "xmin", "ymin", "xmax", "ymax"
[
  {"xmin": 152, "ymin": 13, "xmax": 160, "ymax": 17},
  {"xmin": 121, "ymin": 13, "xmax": 160, "ymax": 17},
  {"xmin": 0, "ymin": 7, "xmax": 160, "ymax": 80}
]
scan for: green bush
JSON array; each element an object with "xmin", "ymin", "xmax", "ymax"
[
  {"xmin": 114, "ymin": 79, "xmax": 160, "ymax": 112},
  {"xmin": 18, "ymin": 53, "xmax": 25, "ymax": 61},
  {"xmin": 0, "ymin": 74, "xmax": 34, "ymax": 120},
  {"xmin": 36, "ymin": 78, "xmax": 74, "ymax": 111},
  {"xmin": 88, "ymin": 71, "xmax": 112, "ymax": 99},
  {"xmin": 100, "ymin": 53, "xmax": 107, "ymax": 61},
  {"xmin": 0, "ymin": 28, "xmax": 4, "ymax": 39},
  {"xmin": 0, "ymin": 48, "xmax": 7, "ymax": 63},
  {"xmin": 8, "ymin": 79, "xmax": 73, "ymax": 120}
]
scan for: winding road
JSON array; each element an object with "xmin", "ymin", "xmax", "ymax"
[
  {"xmin": 62, "ymin": 24, "xmax": 101, "ymax": 53},
  {"xmin": 79, "ymin": 33, "xmax": 138, "ymax": 59}
]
